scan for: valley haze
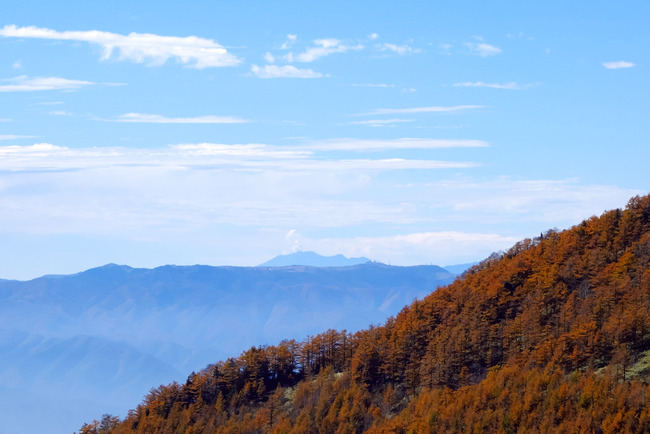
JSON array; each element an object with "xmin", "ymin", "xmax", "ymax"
[{"xmin": 0, "ymin": 253, "xmax": 462, "ymax": 433}]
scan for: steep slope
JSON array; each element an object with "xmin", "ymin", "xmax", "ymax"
[{"xmin": 97, "ymin": 195, "xmax": 650, "ymax": 433}]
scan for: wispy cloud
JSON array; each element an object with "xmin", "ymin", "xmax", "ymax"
[
  {"xmin": 286, "ymin": 38, "xmax": 363, "ymax": 63},
  {"xmin": 360, "ymin": 105, "xmax": 483, "ymax": 116},
  {"xmin": 306, "ymin": 138, "xmax": 488, "ymax": 151},
  {"xmin": 0, "ymin": 75, "xmax": 93, "ymax": 92},
  {"xmin": 0, "ymin": 143, "xmax": 636, "ymax": 270},
  {"xmin": 280, "ymin": 34, "xmax": 297, "ymax": 50},
  {"xmin": 465, "ymin": 42, "xmax": 501, "ymax": 57},
  {"xmin": 0, "ymin": 25, "xmax": 241, "ymax": 68},
  {"xmin": 0, "ymin": 134, "xmax": 37, "ymax": 140},
  {"xmin": 114, "ymin": 113, "xmax": 248, "ymax": 124},
  {"xmin": 345, "ymin": 119, "xmax": 415, "ymax": 127},
  {"xmin": 0, "ymin": 142, "xmax": 480, "ymax": 173},
  {"xmin": 379, "ymin": 43, "xmax": 421, "ymax": 55},
  {"xmin": 602, "ymin": 60, "xmax": 635, "ymax": 69},
  {"xmin": 453, "ymin": 81, "xmax": 538, "ymax": 90},
  {"xmin": 0, "ymin": 143, "xmax": 62, "ymax": 156},
  {"xmin": 251, "ymin": 64, "xmax": 324, "ymax": 78}
]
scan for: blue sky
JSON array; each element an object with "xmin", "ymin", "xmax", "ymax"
[{"xmin": 0, "ymin": 1, "xmax": 648, "ymax": 279}]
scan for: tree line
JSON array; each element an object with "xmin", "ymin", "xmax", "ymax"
[{"xmin": 80, "ymin": 195, "xmax": 650, "ymax": 433}]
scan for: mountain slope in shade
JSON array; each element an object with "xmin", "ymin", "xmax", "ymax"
[
  {"xmin": 0, "ymin": 261, "xmax": 456, "ymax": 433},
  {"xmin": 259, "ymin": 251, "xmax": 371, "ymax": 267}
]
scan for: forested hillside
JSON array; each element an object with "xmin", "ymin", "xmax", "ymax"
[{"xmin": 83, "ymin": 195, "xmax": 650, "ymax": 433}]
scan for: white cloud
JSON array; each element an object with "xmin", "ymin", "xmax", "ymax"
[
  {"xmin": 360, "ymin": 105, "xmax": 483, "ymax": 116},
  {"xmin": 453, "ymin": 81, "xmax": 538, "ymax": 90},
  {"xmin": 465, "ymin": 42, "xmax": 501, "ymax": 57},
  {"xmin": 0, "ymin": 142, "xmax": 483, "ymax": 242},
  {"xmin": 345, "ymin": 118, "xmax": 415, "ymax": 127},
  {"xmin": 602, "ymin": 61, "xmax": 635, "ymax": 69},
  {"xmin": 368, "ymin": 33, "xmax": 379, "ymax": 40},
  {"xmin": 251, "ymin": 64, "xmax": 324, "ymax": 78},
  {"xmin": 264, "ymin": 52, "xmax": 276, "ymax": 63},
  {"xmin": 380, "ymin": 43, "xmax": 421, "ymax": 55},
  {"xmin": 0, "ymin": 135, "xmax": 37, "ymax": 140},
  {"xmin": 12, "ymin": 60, "xmax": 21, "ymax": 69},
  {"xmin": 0, "ymin": 75, "xmax": 94, "ymax": 92},
  {"xmin": 114, "ymin": 113, "xmax": 248, "ymax": 124},
  {"xmin": 0, "ymin": 142, "xmax": 63, "ymax": 155},
  {"xmin": 0, "ymin": 142, "xmax": 637, "ymax": 273},
  {"xmin": 172, "ymin": 143, "xmax": 309, "ymax": 159},
  {"xmin": 0, "ymin": 25, "xmax": 241, "ymax": 68},
  {"xmin": 0, "ymin": 142, "xmax": 480, "ymax": 173},
  {"xmin": 280, "ymin": 34, "xmax": 297, "ymax": 49},
  {"xmin": 306, "ymin": 138, "xmax": 488, "ymax": 151},
  {"xmin": 289, "ymin": 38, "xmax": 363, "ymax": 63}
]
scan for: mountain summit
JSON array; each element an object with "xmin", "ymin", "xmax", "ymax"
[{"xmin": 259, "ymin": 251, "xmax": 371, "ymax": 267}]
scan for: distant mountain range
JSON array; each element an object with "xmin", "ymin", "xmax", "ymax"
[
  {"xmin": 259, "ymin": 251, "xmax": 371, "ymax": 267},
  {"xmin": 442, "ymin": 261, "xmax": 479, "ymax": 275},
  {"xmin": 0, "ymin": 258, "xmax": 462, "ymax": 433}
]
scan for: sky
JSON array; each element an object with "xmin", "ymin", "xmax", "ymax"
[{"xmin": 0, "ymin": 1, "xmax": 648, "ymax": 280}]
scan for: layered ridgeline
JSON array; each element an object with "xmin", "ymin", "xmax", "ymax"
[
  {"xmin": 0, "ymin": 257, "xmax": 457, "ymax": 434},
  {"xmin": 85, "ymin": 195, "xmax": 650, "ymax": 433}
]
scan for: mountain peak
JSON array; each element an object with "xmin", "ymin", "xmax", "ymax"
[{"xmin": 258, "ymin": 251, "xmax": 371, "ymax": 267}]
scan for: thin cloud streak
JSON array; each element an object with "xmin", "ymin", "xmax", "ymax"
[
  {"xmin": 0, "ymin": 75, "xmax": 94, "ymax": 92},
  {"xmin": 453, "ymin": 81, "xmax": 538, "ymax": 90},
  {"xmin": 287, "ymin": 39, "xmax": 363, "ymax": 63},
  {"xmin": 0, "ymin": 25, "xmax": 241, "ymax": 68},
  {"xmin": 379, "ymin": 43, "xmax": 421, "ymax": 55},
  {"xmin": 0, "ymin": 135, "xmax": 37, "ymax": 140},
  {"xmin": 465, "ymin": 42, "xmax": 502, "ymax": 56},
  {"xmin": 306, "ymin": 138, "xmax": 488, "ymax": 151},
  {"xmin": 251, "ymin": 64, "xmax": 323, "ymax": 78},
  {"xmin": 359, "ymin": 105, "xmax": 483, "ymax": 116},
  {"xmin": 345, "ymin": 119, "xmax": 415, "ymax": 127},
  {"xmin": 602, "ymin": 61, "xmax": 635, "ymax": 69},
  {"xmin": 0, "ymin": 143, "xmax": 480, "ymax": 172},
  {"xmin": 115, "ymin": 113, "xmax": 249, "ymax": 124}
]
